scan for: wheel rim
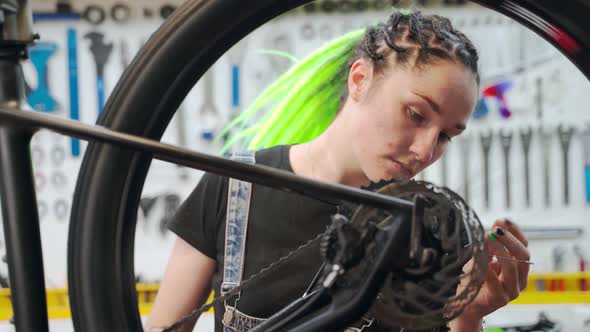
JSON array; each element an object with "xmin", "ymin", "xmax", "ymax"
[{"xmin": 67, "ymin": 0, "xmax": 590, "ymax": 331}]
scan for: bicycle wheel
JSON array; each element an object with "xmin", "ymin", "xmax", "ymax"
[
  {"xmin": 67, "ymin": 1, "xmax": 309, "ymax": 331},
  {"xmin": 67, "ymin": 0, "xmax": 590, "ymax": 331}
]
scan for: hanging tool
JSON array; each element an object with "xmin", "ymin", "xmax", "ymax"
[
  {"xmin": 159, "ymin": 194, "xmax": 181, "ymax": 237},
  {"xmin": 539, "ymin": 125, "xmax": 552, "ymax": 207},
  {"xmin": 320, "ymin": 0, "xmax": 338, "ymax": 13},
  {"xmin": 110, "ymin": 3, "xmax": 131, "ymax": 23},
  {"xmin": 458, "ymin": 134, "xmax": 471, "ymax": 202},
  {"xmin": 302, "ymin": 2, "xmax": 317, "ymax": 13},
  {"xmin": 520, "ymin": 127, "xmax": 533, "ymax": 207},
  {"xmin": 67, "ymin": 28, "xmax": 81, "ymax": 157},
  {"xmin": 573, "ymin": 245, "xmax": 588, "ymax": 291},
  {"xmin": 337, "ymin": 0, "xmax": 354, "ymax": 13},
  {"xmin": 301, "ymin": 23, "xmax": 315, "ymax": 40},
  {"xmin": 268, "ymin": 32, "xmax": 294, "ymax": 80},
  {"xmin": 225, "ymin": 39, "xmax": 249, "ymax": 146},
  {"xmin": 198, "ymin": 66, "xmax": 220, "ymax": 144},
  {"xmin": 354, "ymin": 0, "xmax": 370, "ymax": 11},
  {"xmin": 175, "ymin": 105, "xmax": 189, "ymax": 179},
  {"xmin": 499, "ymin": 129, "xmax": 513, "ymax": 209},
  {"xmin": 26, "ymin": 41, "xmax": 59, "ymax": 112},
  {"xmin": 120, "ymin": 38, "xmax": 130, "ymax": 70},
  {"xmin": 160, "ymin": 4, "xmax": 176, "ymax": 19},
  {"xmin": 82, "ymin": 5, "xmax": 106, "ymax": 25},
  {"xmin": 371, "ymin": 0, "xmax": 388, "ymax": 10},
  {"xmin": 32, "ymin": 0, "xmax": 80, "ymax": 21},
  {"xmin": 84, "ymin": 31, "xmax": 113, "ymax": 117},
  {"xmin": 481, "ymin": 80, "xmax": 513, "ymax": 119},
  {"xmin": 536, "ymin": 77, "xmax": 544, "ymax": 119},
  {"xmin": 480, "ymin": 131, "xmax": 493, "ymax": 209},
  {"xmin": 557, "ymin": 125, "xmax": 575, "ymax": 205},
  {"xmin": 521, "ymin": 226, "xmax": 583, "ymax": 240},
  {"xmin": 580, "ymin": 124, "xmax": 590, "ymax": 204}
]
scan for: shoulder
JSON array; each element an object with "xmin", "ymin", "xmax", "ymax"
[{"xmin": 253, "ymin": 145, "xmax": 292, "ymax": 171}]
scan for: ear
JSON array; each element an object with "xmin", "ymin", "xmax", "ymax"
[{"xmin": 348, "ymin": 59, "xmax": 373, "ymax": 102}]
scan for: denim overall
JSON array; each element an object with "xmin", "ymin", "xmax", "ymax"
[{"xmin": 220, "ymin": 151, "xmax": 373, "ymax": 332}]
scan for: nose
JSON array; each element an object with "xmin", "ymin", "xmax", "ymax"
[{"xmin": 410, "ymin": 129, "xmax": 439, "ymax": 164}]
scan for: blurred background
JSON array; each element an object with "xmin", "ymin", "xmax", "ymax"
[{"xmin": 1, "ymin": 0, "xmax": 590, "ymax": 330}]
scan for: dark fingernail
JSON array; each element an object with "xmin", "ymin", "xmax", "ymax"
[{"xmin": 496, "ymin": 227, "xmax": 505, "ymax": 236}]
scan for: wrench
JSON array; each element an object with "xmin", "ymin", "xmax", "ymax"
[
  {"xmin": 67, "ymin": 29, "xmax": 80, "ymax": 157},
  {"xmin": 199, "ymin": 67, "xmax": 220, "ymax": 143},
  {"xmin": 535, "ymin": 77, "xmax": 543, "ymax": 120},
  {"xmin": 480, "ymin": 131, "xmax": 493, "ymax": 209},
  {"xmin": 26, "ymin": 41, "xmax": 59, "ymax": 112},
  {"xmin": 224, "ymin": 39, "xmax": 249, "ymax": 146},
  {"xmin": 539, "ymin": 126, "xmax": 552, "ymax": 207},
  {"xmin": 519, "ymin": 127, "xmax": 533, "ymax": 207},
  {"xmin": 268, "ymin": 32, "xmax": 293, "ymax": 81},
  {"xmin": 84, "ymin": 32, "xmax": 114, "ymax": 115},
  {"xmin": 581, "ymin": 124, "xmax": 590, "ymax": 203},
  {"xmin": 458, "ymin": 134, "xmax": 472, "ymax": 202},
  {"xmin": 120, "ymin": 38, "xmax": 130, "ymax": 69},
  {"xmin": 558, "ymin": 125, "xmax": 575, "ymax": 205},
  {"xmin": 499, "ymin": 129, "xmax": 513, "ymax": 209}
]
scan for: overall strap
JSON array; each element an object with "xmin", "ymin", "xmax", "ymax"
[{"xmin": 221, "ymin": 150, "xmax": 256, "ymax": 295}]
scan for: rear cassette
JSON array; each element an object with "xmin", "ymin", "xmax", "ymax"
[{"xmin": 343, "ymin": 181, "xmax": 487, "ymax": 330}]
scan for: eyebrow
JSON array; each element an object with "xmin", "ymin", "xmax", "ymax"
[{"xmin": 412, "ymin": 91, "xmax": 467, "ymax": 131}]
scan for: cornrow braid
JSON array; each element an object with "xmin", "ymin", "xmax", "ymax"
[
  {"xmin": 219, "ymin": 9, "xmax": 480, "ymax": 153},
  {"xmin": 352, "ymin": 9, "xmax": 480, "ymax": 84}
]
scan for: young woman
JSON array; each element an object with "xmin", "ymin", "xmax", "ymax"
[{"xmin": 146, "ymin": 10, "xmax": 530, "ymax": 332}]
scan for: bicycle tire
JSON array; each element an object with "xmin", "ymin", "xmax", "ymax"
[
  {"xmin": 67, "ymin": 1, "xmax": 309, "ymax": 331},
  {"xmin": 66, "ymin": 0, "xmax": 590, "ymax": 331}
]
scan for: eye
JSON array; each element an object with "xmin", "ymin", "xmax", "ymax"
[
  {"xmin": 439, "ymin": 132, "xmax": 452, "ymax": 143},
  {"xmin": 406, "ymin": 108, "xmax": 424, "ymax": 124}
]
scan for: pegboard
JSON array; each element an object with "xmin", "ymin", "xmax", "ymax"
[{"xmin": 1, "ymin": 5, "xmax": 590, "ymax": 328}]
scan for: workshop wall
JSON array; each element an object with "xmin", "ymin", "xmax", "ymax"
[{"xmin": 1, "ymin": 0, "xmax": 589, "ymax": 330}]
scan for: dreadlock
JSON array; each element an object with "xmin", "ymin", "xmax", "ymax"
[{"xmin": 218, "ymin": 9, "xmax": 480, "ymax": 153}]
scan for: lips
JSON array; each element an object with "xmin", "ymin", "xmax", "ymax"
[{"xmin": 387, "ymin": 157, "xmax": 413, "ymax": 178}]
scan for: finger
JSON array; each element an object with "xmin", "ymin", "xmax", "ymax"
[
  {"xmin": 485, "ymin": 262, "xmax": 510, "ymax": 306},
  {"xmin": 496, "ymin": 218, "xmax": 528, "ymax": 247},
  {"xmin": 488, "ymin": 234, "xmax": 520, "ymax": 300},
  {"xmin": 492, "ymin": 226, "xmax": 531, "ymax": 290}
]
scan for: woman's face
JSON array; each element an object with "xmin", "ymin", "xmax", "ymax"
[{"xmin": 348, "ymin": 59, "xmax": 478, "ymax": 183}]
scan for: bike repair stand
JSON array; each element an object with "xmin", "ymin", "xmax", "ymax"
[{"xmin": 0, "ymin": 1, "xmax": 50, "ymax": 331}]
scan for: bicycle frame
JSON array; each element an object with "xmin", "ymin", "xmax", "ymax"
[{"xmin": 1, "ymin": 0, "xmax": 590, "ymax": 331}]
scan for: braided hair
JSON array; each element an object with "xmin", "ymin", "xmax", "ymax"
[{"xmin": 219, "ymin": 10, "xmax": 480, "ymax": 153}]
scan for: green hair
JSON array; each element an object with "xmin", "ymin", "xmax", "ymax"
[{"xmin": 218, "ymin": 28, "xmax": 366, "ymax": 153}]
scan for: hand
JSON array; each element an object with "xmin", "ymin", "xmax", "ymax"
[{"xmin": 452, "ymin": 218, "xmax": 530, "ymax": 326}]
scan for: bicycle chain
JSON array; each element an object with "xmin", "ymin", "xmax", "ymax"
[{"xmin": 162, "ymin": 230, "xmax": 329, "ymax": 332}]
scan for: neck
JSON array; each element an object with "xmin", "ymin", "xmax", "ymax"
[{"xmin": 291, "ymin": 113, "xmax": 370, "ymax": 188}]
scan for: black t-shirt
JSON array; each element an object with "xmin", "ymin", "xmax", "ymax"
[{"xmin": 168, "ymin": 145, "xmax": 402, "ymax": 331}]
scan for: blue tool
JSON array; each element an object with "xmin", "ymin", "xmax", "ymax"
[
  {"xmin": 581, "ymin": 124, "xmax": 590, "ymax": 203},
  {"xmin": 26, "ymin": 41, "xmax": 59, "ymax": 112},
  {"xmin": 33, "ymin": 12, "xmax": 81, "ymax": 21},
  {"xmin": 67, "ymin": 28, "xmax": 81, "ymax": 157},
  {"xmin": 84, "ymin": 32, "xmax": 113, "ymax": 117}
]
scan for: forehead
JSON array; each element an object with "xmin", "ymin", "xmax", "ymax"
[{"xmin": 383, "ymin": 61, "xmax": 479, "ymax": 113}]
